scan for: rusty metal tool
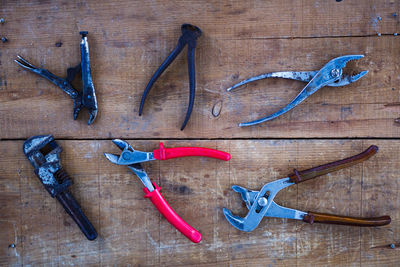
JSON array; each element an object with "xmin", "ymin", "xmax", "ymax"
[
  {"xmin": 139, "ymin": 24, "xmax": 202, "ymax": 130},
  {"xmin": 223, "ymin": 145, "xmax": 391, "ymax": 232},
  {"xmin": 226, "ymin": 55, "xmax": 368, "ymax": 126},
  {"xmin": 23, "ymin": 135, "xmax": 98, "ymax": 240},
  {"xmin": 104, "ymin": 139, "xmax": 230, "ymax": 243},
  {"xmin": 15, "ymin": 31, "xmax": 98, "ymax": 125}
]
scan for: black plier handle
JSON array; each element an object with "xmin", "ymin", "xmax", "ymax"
[{"xmin": 139, "ymin": 24, "xmax": 202, "ymax": 130}]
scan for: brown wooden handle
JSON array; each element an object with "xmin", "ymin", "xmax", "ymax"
[
  {"xmin": 303, "ymin": 212, "xmax": 391, "ymax": 227},
  {"xmin": 288, "ymin": 145, "xmax": 378, "ymax": 184}
]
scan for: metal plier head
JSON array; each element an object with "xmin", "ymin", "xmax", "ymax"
[
  {"xmin": 15, "ymin": 31, "xmax": 98, "ymax": 124},
  {"xmin": 139, "ymin": 24, "xmax": 202, "ymax": 130},
  {"xmin": 104, "ymin": 139, "xmax": 154, "ymax": 191},
  {"xmin": 227, "ymin": 55, "xmax": 368, "ymax": 126}
]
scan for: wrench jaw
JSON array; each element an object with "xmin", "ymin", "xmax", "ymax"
[{"xmin": 23, "ymin": 135, "xmax": 71, "ymax": 197}]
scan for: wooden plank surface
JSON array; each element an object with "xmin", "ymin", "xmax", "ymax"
[
  {"xmin": 1, "ymin": 1, "xmax": 400, "ymax": 266},
  {"xmin": 0, "ymin": 140, "xmax": 398, "ymax": 266},
  {"xmin": 0, "ymin": 0, "xmax": 399, "ymax": 138}
]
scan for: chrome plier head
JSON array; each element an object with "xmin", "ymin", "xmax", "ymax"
[
  {"xmin": 15, "ymin": 31, "xmax": 97, "ymax": 125},
  {"xmin": 227, "ymin": 55, "xmax": 368, "ymax": 126},
  {"xmin": 104, "ymin": 139, "xmax": 154, "ymax": 191},
  {"xmin": 323, "ymin": 55, "xmax": 368, "ymax": 87},
  {"xmin": 104, "ymin": 140, "xmax": 154, "ymax": 166},
  {"xmin": 104, "ymin": 139, "xmax": 134, "ymax": 165},
  {"xmin": 223, "ymin": 178, "xmax": 296, "ymax": 232},
  {"xmin": 104, "ymin": 139, "xmax": 143, "ymax": 168}
]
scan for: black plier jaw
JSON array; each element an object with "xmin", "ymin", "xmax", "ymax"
[{"xmin": 139, "ymin": 24, "xmax": 202, "ymax": 130}]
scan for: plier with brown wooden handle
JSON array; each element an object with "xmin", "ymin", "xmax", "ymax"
[
  {"xmin": 223, "ymin": 145, "xmax": 391, "ymax": 232},
  {"xmin": 226, "ymin": 55, "xmax": 368, "ymax": 127}
]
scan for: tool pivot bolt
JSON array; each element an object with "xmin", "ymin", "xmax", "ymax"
[
  {"xmin": 390, "ymin": 243, "xmax": 396, "ymax": 249},
  {"xmin": 330, "ymin": 68, "xmax": 340, "ymax": 78},
  {"xmin": 257, "ymin": 197, "xmax": 268, "ymax": 207},
  {"xmin": 1, "ymin": 37, "xmax": 7, "ymax": 43},
  {"xmin": 0, "ymin": 18, "xmax": 5, "ymax": 24}
]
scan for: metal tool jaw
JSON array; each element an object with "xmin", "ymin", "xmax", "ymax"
[
  {"xmin": 223, "ymin": 178, "xmax": 303, "ymax": 232},
  {"xmin": 227, "ymin": 55, "xmax": 368, "ymax": 126},
  {"xmin": 104, "ymin": 141, "xmax": 155, "ymax": 166},
  {"xmin": 23, "ymin": 135, "xmax": 71, "ymax": 197},
  {"xmin": 15, "ymin": 31, "xmax": 97, "ymax": 125},
  {"xmin": 104, "ymin": 139, "xmax": 155, "ymax": 191}
]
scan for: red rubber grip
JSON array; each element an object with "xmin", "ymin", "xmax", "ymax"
[
  {"xmin": 143, "ymin": 183, "xmax": 202, "ymax": 243},
  {"xmin": 153, "ymin": 143, "xmax": 231, "ymax": 161}
]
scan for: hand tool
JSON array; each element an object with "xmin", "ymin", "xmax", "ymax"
[
  {"xmin": 139, "ymin": 24, "xmax": 202, "ymax": 130},
  {"xmin": 226, "ymin": 55, "xmax": 368, "ymax": 126},
  {"xmin": 23, "ymin": 135, "xmax": 98, "ymax": 240},
  {"xmin": 104, "ymin": 139, "xmax": 231, "ymax": 243},
  {"xmin": 223, "ymin": 145, "xmax": 391, "ymax": 232},
  {"xmin": 105, "ymin": 141, "xmax": 231, "ymax": 165},
  {"xmin": 15, "ymin": 31, "xmax": 98, "ymax": 125}
]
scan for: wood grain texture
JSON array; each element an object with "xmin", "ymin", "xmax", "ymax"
[
  {"xmin": 0, "ymin": 140, "xmax": 398, "ymax": 266},
  {"xmin": 1, "ymin": 1, "xmax": 399, "ymax": 266},
  {"xmin": 0, "ymin": 1, "xmax": 399, "ymax": 138}
]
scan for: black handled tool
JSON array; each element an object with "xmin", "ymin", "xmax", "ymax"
[
  {"xmin": 139, "ymin": 24, "xmax": 202, "ymax": 130},
  {"xmin": 15, "ymin": 31, "xmax": 98, "ymax": 125},
  {"xmin": 23, "ymin": 135, "xmax": 97, "ymax": 240}
]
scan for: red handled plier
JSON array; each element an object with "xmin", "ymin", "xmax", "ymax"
[{"xmin": 104, "ymin": 140, "xmax": 231, "ymax": 243}]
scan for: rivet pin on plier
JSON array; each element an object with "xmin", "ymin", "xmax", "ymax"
[
  {"xmin": 15, "ymin": 31, "xmax": 98, "ymax": 124},
  {"xmin": 23, "ymin": 135, "xmax": 98, "ymax": 240},
  {"xmin": 104, "ymin": 140, "xmax": 230, "ymax": 243},
  {"xmin": 227, "ymin": 55, "xmax": 368, "ymax": 126},
  {"xmin": 139, "ymin": 24, "xmax": 202, "ymax": 130},
  {"xmin": 223, "ymin": 145, "xmax": 391, "ymax": 232}
]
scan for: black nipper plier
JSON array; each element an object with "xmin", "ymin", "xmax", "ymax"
[{"xmin": 139, "ymin": 24, "xmax": 202, "ymax": 130}]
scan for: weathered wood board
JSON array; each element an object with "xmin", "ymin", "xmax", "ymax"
[
  {"xmin": 0, "ymin": 140, "xmax": 398, "ymax": 266},
  {"xmin": 1, "ymin": 1, "xmax": 399, "ymax": 266},
  {"xmin": 0, "ymin": 0, "xmax": 399, "ymax": 138}
]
